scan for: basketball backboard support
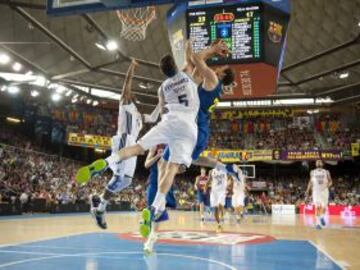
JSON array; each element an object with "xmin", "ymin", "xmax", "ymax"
[{"xmin": 47, "ymin": 0, "xmax": 185, "ymax": 16}]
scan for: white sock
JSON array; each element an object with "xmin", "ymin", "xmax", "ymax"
[
  {"xmin": 215, "ymin": 162, "xmax": 227, "ymax": 173},
  {"xmin": 152, "ymin": 192, "xmax": 166, "ymax": 212},
  {"xmin": 106, "ymin": 153, "xmax": 121, "ymax": 165},
  {"xmin": 97, "ymin": 197, "xmax": 108, "ymax": 212}
]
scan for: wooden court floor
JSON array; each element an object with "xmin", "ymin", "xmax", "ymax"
[{"xmin": 0, "ymin": 211, "xmax": 359, "ymax": 269}]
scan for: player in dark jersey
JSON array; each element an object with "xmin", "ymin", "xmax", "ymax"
[
  {"xmin": 141, "ymin": 145, "xmax": 177, "ymax": 253},
  {"xmin": 194, "ymin": 167, "xmax": 209, "ymax": 221}
]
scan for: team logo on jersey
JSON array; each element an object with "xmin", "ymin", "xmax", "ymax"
[{"xmin": 119, "ymin": 230, "xmax": 275, "ymax": 245}]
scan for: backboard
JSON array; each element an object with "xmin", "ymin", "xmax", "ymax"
[{"xmin": 47, "ymin": 0, "xmax": 183, "ymax": 16}]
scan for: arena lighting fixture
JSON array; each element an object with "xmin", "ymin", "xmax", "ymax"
[
  {"xmin": 33, "ymin": 75, "xmax": 47, "ymax": 87},
  {"xmin": 307, "ymin": 109, "xmax": 320, "ymax": 115},
  {"xmin": 56, "ymin": 85, "xmax": 66, "ymax": 94},
  {"xmin": 95, "ymin": 42, "xmax": 106, "ymax": 51},
  {"xmin": 71, "ymin": 97, "xmax": 78, "ymax": 104},
  {"xmin": 73, "ymin": 94, "xmax": 79, "ymax": 99},
  {"xmin": 105, "ymin": 40, "xmax": 118, "ymax": 51},
  {"xmin": 25, "ymin": 71, "xmax": 33, "ymax": 76},
  {"xmin": 8, "ymin": 86, "xmax": 20, "ymax": 94},
  {"xmin": 12, "ymin": 62, "xmax": 22, "ymax": 72},
  {"xmin": 339, "ymin": 72, "xmax": 349, "ymax": 79},
  {"xmin": 51, "ymin": 93, "xmax": 62, "ymax": 102},
  {"xmin": 1, "ymin": 85, "xmax": 6, "ymax": 92},
  {"xmin": 0, "ymin": 54, "xmax": 10, "ymax": 64},
  {"xmin": 216, "ymin": 101, "xmax": 232, "ymax": 107},
  {"xmin": 6, "ymin": 117, "xmax": 21, "ymax": 123},
  {"xmin": 65, "ymin": 90, "xmax": 73, "ymax": 97},
  {"xmin": 30, "ymin": 90, "xmax": 39, "ymax": 97},
  {"xmin": 315, "ymin": 97, "xmax": 334, "ymax": 104},
  {"xmin": 86, "ymin": 98, "xmax": 92, "ymax": 104},
  {"xmin": 273, "ymin": 98, "xmax": 314, "ymax": 105},
  {"xmin": 93, "ymin": 100, "xmax": 99, "ymax": 106}
]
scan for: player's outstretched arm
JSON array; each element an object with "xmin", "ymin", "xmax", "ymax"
[
  {"xmin": 194, "ymin": 176, "xmax": 199, "ymax": 191},
  {"xmin": 192, "ymin": 40, "xmax": 228, "ymax": 91},
  {"xmin": 143, "ymin": 103, "xmax": 161, "ymax": 124},
  {"xmin": 327, "ymin": 170, "xmax": 333, "ymax": 188},
  {"xmin": 121, "ymin": 59, "xmax": 138, "ymax": 105},
  {"xmin": 305, "ymin": 174, "xmax": 312, "ymax": 197},
  {"xmin": 182, "ymin": 40, "xmax": 195, "ymax": 76}
]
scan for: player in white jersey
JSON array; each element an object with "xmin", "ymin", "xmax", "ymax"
[
  {"xmin": 306, "ymin": 160, "xmax": 332, "ymax": 229},
  {"xmin": 75, "ymin": 60, "xmax": 160, "ymax": 229},
  {"xmin": 231, "ymin": 166, "xmax": 247, "ymax": 223},
  {"xmin": 209, "ymin": 168, "xmax": 228, "ymax": 233},
  {"xmin": 76, "ymin": 50, "xmax": 201, "ymax": 223}
]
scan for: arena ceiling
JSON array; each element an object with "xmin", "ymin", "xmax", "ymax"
[{"xmin": 0, "ymin": 0, "xmax": 359, "ymax": 111}]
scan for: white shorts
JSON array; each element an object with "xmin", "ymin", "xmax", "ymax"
[
  {"xmin": 210, "ymin": 191, "xmax": 226, "ymax": 207},
  {"xmin": 232, "ymin": 192, "xmax": 245, "ymax": 208},
  {"xmin": 312, "ymin": 190, "xmax": 329, "ymax": 208},
  {"xmin": 137, "ymin": 111, "xmax": 197, "ymax": 167},
  {"xmin": 108, "ymin": 134, "xmax": 137, "ymax": 177}
]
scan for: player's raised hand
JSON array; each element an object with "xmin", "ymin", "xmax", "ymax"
[{"xmin": 212, "ymin": 39, "xmax": 230, "ymax": 57}]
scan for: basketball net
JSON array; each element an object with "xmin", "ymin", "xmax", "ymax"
[{"xmin": 116, "ymin": 6, "xmax": 156, "ymax": 42}]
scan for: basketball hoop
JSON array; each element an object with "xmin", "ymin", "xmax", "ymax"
[{"xmin": 116, "ymin": 6, "xmax": 156, "ymax": 42}]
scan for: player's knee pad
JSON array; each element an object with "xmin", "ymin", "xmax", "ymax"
[{"xmin": 106, "ymin": 175, "xmax": 132, "ymax": 193}]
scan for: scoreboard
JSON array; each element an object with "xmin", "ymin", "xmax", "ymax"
[
  {"xmin": 187, "ymin": 3, "xmax": 262, "ymax": 65},
  {"xmin": 167, "ymin": 0, "xmax": 291, "ymax": 99}
]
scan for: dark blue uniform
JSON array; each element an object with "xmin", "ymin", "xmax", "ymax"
[
  {"xmin": 163, "ymin": 81, "xmax": 222, "ymax": 161},
  {"xmin": 146, "ymin": 162, "xmax": 176, "ymax": 208}
]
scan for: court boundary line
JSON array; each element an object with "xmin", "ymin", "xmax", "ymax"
[
  {"xmin": 0, "ymin": 232, "xmax": 95, "ymax": 249},
  {"xmin": 0, "ymin": 250, "xmax": 237, "ymax": 270},
  {"xmin": 308, "ymin": 240, "xmax": 347, "ymax": 270}
]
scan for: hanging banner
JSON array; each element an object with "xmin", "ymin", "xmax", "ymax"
[
  {"xmin": 280, "ymin": 150, "xmax": 342, "ymax": 161},
  {"xmin": 351, "ymin": 142, "xmax": 359, "ymax": 157},
  {"xmin": 201, "ymin": 149, "xmax": 273, "ymax": 162},
  {"xmin": 67, "ymin": 133, "xmax": 111, "ymax": 149},
  {"xmin": 211, "ymin": 109, "xmax": 294, "ymax": 120}
]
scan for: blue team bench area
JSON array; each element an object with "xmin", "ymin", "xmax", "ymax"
[{"xmin": 0, "ymin": 232, "xmax": 342, "ymax": 270}]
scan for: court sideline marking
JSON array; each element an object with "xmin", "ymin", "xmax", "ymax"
[
  {"xmin": 0, "ymin": 250, "xmax": 237, "ymax": 270},
  {"xmin": 308, "ymin": 240, "xmax": 348, "ymax": 270}
]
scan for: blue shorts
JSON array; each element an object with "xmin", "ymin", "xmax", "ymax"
[
  {"xmin": 163, "ymin": 125, "xmax": 210, "ymax": 162},
  {"xmin": 225, "ymin": 197, "xmax": 233, "ymax": 209},
  {"xmin": 197, "ymin": 191, "xmax": 210, "ymax": 206}
]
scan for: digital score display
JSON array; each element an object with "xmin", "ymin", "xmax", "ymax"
[{"xmin": 187, "ymin": 4, "xmax": 262, "ymax": 65}]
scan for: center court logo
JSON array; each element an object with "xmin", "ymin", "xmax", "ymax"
[{"xmin": 120, "ymin": 231, "xmax": 275, "ymax": 245}]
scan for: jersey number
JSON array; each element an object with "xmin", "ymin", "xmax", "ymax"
[{"xmin": 178, "ymin": 94, "xmax": 189, "ymax": 107}]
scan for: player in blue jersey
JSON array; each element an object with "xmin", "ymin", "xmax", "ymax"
[{"xmin": 141, "ymin": 145, "xmax": 178, "ymax": 253}]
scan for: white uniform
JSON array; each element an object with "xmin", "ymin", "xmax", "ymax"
[
  {"xmin": 232, "ymin": 169, "xmax": 246, "ymax": 208},
  {"xmin": 108, "ymin": 101, "xmax": 142, "ymax": 178},
  {"xmin": 138, "ymin": 72, "xmax": 199, "ymax": 167},
  {"xmin": 210, "ymin": 169, "xmax": 228, "ymax": 207},
  {"xmin": 311, "ymin": 168, "xmax": 330, "ymax": 208}
]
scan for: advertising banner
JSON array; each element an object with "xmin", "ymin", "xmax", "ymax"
[
  {"xmin": 272, "ymin": 204, "xmax": 296, "ymax": 215},
  {"xmin": 279, "ymin": 150, "xmax": 342, "ymax": 161},
  {"xmin": 201, "ymin": 149, "xmax": 273, "ymax": 162},
  {"xmin": 300, "ymin": 204, "xmax": 360, "ymax": 217},
  {"xmin": 67, "ymin": 133, "xmax": 111, "ymax": 149}
]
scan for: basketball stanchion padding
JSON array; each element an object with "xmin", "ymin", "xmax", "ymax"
[{"xmin": 116, "ymin": 6, "xmax": 156, "ymax": 41}]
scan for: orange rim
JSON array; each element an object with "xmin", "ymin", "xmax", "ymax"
[{"xmin": 116, "ymin": 6, "xmax": 156, "ymax": 25}]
